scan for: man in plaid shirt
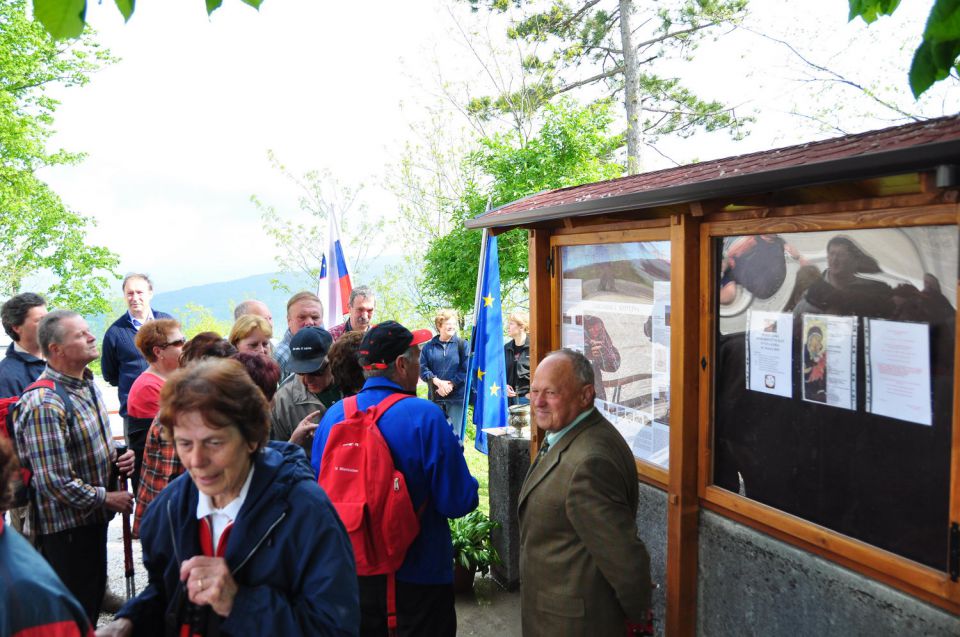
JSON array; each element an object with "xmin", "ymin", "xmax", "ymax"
[{"xmin": 14, "ymin": 309, "xmax": 135, "ymax": 626}]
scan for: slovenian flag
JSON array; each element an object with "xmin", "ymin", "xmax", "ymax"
[
  {"xmin": 319, "ymin": 208, "xmax": 353, "ymax": 328},
  {"xmin": 465, "ymin": 232, "xmax": 508, "ymax": 454}
]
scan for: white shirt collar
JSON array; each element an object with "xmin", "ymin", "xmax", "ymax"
[{"xmin": 196, "ymin": 463, "xmax": 255, "ymax": 523}]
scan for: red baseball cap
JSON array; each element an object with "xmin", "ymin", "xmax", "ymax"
[{"xmin": 359, "ymin": 321, "xmax": 432, "ymax": 370}]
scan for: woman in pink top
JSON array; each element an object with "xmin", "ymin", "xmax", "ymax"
[{"xmin": 126, "ymin": 319, "xmax": 184, "ymax": 494}]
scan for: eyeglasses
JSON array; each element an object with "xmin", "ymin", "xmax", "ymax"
[{"xmin": 161, "ymin": 338, "xmax": 187, "ymax": 349}]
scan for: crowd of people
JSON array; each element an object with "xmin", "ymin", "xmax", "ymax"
[{"xmin": 0, "ymin": 273, "xmax": 654, "ymax": 636}]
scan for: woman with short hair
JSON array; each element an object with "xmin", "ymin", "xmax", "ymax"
[
  {"xmin": 504, "ymin": 311, "xmax": 531, "ymax": 406},
  {"xmin": 101, "ymin": 359, "xmax": 359, "ymax": 636},
  {"xmin": 229, "ymin": 315, "xmax": 272, "ymax": 357},
  {"xmin": 419, "ymin": 309, "xmax": 468, "ymax": 438},
  {"xmin": 132, "ymin": 333, "xmax": 236, "ymax": 538},
  {"xmin": 126, "ymin": 319, "xmax": 185, "ymax": 493}
]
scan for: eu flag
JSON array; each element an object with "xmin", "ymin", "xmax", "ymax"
[{"xmin": 467, "ymin": 233, "xmax": 508, "ymax": 454}]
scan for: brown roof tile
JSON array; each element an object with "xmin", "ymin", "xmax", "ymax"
[{"xmin": 481, "ymin": 115, "xmax": 960, "ymax": 220}]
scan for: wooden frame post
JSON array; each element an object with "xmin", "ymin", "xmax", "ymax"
[
  {"xmin": 666, "ymin": 213, "xmax": 701, "ymax": 636},
  {"xmin": 528, "ymin": 227, "xmax": 553, "ymax": 460}
]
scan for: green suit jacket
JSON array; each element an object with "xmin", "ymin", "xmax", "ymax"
[{"xmin": 518, "ymin": 408, "xmax": 652, "ymax": 636}]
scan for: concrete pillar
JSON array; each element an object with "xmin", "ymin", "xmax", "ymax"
[{"xmin": 487, "ymin": 429, "xmax": 530, "ymax": 591}]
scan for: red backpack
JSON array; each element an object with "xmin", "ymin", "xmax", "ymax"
[
  {"xmin": 318, "ymin": 393, "xmax": 423, "ymax": 634},
  {"xmin": 0, "ymin": 379, "xmax": 76, "ymax": 508}
]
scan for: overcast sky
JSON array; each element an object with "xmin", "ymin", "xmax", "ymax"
[{"xmin": 37, "ymin": 0, "xmax": 950, "ymax": 293}]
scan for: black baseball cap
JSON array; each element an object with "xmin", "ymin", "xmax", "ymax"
[
  {"xmin": 289, "ymin": 326, "xmax": 333, "ymax": 374},
  {"xmin": 359, "ymin": 321, "xmax": 432, "ymax": 370}
]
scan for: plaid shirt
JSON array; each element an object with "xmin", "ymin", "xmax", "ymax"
[
  {"xmin": 133, "ymin": 420, "xmax": 183, "ymax": 537},
  {"xmin": 14, "ymin": 366, "xmax": 116, "ymax": 535},
  {"xmin": 273, "ymin": 329, "xmax": 293, "ymax": 382},
  {"xmin": 327, "ymin": 320, "xmax": 351, "ymax": 341}
]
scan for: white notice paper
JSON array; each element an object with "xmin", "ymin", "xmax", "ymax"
[
  {"xmin": 801, "ymin": 314, "xmax": 857, "ymax": 410},
  {"xmin": 865, "ymin": 319, "xmax": 932, "ymax": 426},
  {"xmin": 746, "ymin": 310, "xmax": 793, "ymax": 398}
]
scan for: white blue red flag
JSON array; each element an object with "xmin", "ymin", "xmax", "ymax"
[{"xmin": 319, "ymin": 208, "xmax": 353, "ymax": 328}]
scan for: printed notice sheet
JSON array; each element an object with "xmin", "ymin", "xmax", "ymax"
[
  {"xmin": 651, "ymin": 281, "xmax": 671, "ymax": 393},
  {"xmin": 865, "ymin": 319, "xmax": 932, "ymax": 426},
  {"xmin": 746, "ymin": 310, "xmax": 793, "ymax": 398},
  {"xmin": 801, "ymin": 314, "xmax": 857, "ymax": 409}
]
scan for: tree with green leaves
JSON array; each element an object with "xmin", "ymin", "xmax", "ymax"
[
  {"xmin": 849, "ymin": 0, "xmax": 960, "ymax": 97},
  {"xmin": 251, "ymin": 152, "xmax": 383, "ymax": 294},
  {"xmin": 423, "ymin": 98, "xmax": 623, "ymax": 315},
  {"xmin": 1, "ymin": 0, "xmax": 119, "ymax": 315},
  {"xmin": 31, "ymin": 0, "xmax": 263, "ymax": 40},
  {"xmin": 462, "ymin": 0, "xmax": 751, "ymax": 173}
]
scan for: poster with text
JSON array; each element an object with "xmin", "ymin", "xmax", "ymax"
[
  {"xmin": 801, "ymin": 313, "xmax": 857, "ymax": 409},
  {"xmin": 865, "ymin": 319, "xmax": 932, "ymax": 426},
  {"xmin": 746, "ymin": 310, "xmax": 793, "ymax": 398},
  {"xmin": 652, "ymin": 281, "xmax": 671, "ymax": 393}
]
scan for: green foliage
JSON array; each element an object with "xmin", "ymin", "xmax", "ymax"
[
  {"xmin": 252, "ymin": 152, "xmax": 382, "ymax": 295},
  {"xmin": 449, "ymin": 510, "xmax": 501, "ymax": 575},
  {"xmin": 175, "ymin": 302, "xmax": 234, "ymax": 339},
  {"xmin": 849, "ymin": 0, "xmax": 960, "ymax": 97},
  {"xmin": 461, "ymin": 0, "xmax": 751, "ymax": 149},
  {"xmin": 31, "ymin": 0, "xmax": 263, "ymax": 39},
  {"xmin": 423, "ymin": 99, "xmax": 623, "ymax": 316},
  {"xmin": 1, "ymin": 0, "xmax": 119, "ymax": 315}
]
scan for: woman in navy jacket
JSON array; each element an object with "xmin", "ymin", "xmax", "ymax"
[
  {"xmin": 99, "ymin": 359, "xmax": 359, "ymax": 637},
  {"xmin": 419, "ymin": 309, "xmax": 468, "ymax": 438}
]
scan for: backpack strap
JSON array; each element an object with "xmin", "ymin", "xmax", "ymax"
[
  {"xmin": 22, "ymin": 379, "xmax": 76, "ymax": 428},
  {"xmin": 343, "ymin": 393, "xmax": 411, "ymax": 421}
]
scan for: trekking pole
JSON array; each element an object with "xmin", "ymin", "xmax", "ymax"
[{"xmin": 115, "ymin": 443, "xmax": 137, "ymax": 599}]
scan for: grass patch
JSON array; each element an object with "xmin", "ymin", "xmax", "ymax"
[{"xmin": 463, "ymin": 423, "xmax": 490, "ymax": 517}]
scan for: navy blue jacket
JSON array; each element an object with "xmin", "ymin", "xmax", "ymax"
[
  {"xmin": 0, "ymin": 344, "xmax": 45, "ymax": 397},
  {"xmin": 419, "ymin": 335, "xmax": 468, "ymax": 403},
  {"xmin": 311, "ymin": 378, "xmax": 479, "ymax": 585},
  {"xmin": 0, "ymin": 519, "xmax": 92, "ymax": 636},
  {"xmin": 118, "ymin": 442, "xmax": 360, "ymax": 636},
  {"xmin": 101, "ymin": 311, "xmax": 172, "ymax": 417}
]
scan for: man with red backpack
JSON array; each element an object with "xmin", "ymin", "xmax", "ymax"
[{"xmin": 312, "ymin": 321, "xmax": 479, "ymax": 637}]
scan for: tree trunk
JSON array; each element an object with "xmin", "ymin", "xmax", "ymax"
[{"xmin": 619, "ymin": 0, "xmax": 641, "ymax": 174}]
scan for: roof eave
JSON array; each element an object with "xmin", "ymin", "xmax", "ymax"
[{"xmin": 465, "ymin": 138, "xmax": 960, "ymax": 230}]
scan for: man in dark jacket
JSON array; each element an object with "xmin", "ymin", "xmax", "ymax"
[
  {"xmin": 101, "ymin": 274, "xmax": 173, "ymax": 423},
  {"xmin": 0, "ymin": 292, "xmax": 47, "ymax": 397}
]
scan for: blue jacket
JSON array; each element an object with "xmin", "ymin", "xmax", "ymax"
[
  {"xmin": 0, "ymin": 519, "xmax": 92, "ymax": 636},
  {"xmin": 419, "ymin": 335, "xmax": 468, "ymax": 403},
  {"xmin": 101, "ymin": 311, "xmax": 172, "ymax": 417},
  {"xmin": 0, "ymin": 343, "xmax": 45, "ymax": 397},
  {"xmin": 118, "ymin": 442, "xmax": 360, "ymax": 636},
  {"xmin": 311, "ymin": 377, "xmax": 479, "ymax": 585}
]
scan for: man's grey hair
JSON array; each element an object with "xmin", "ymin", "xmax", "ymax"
[
  {"xmin": 546, "ymin": 348, "xmax": 596, "ymax": 387},
  {"xmin": 234, "ymin": 299, "xmax": 263, "ymax": 320},
  {"xmin": 39, "ymin": 310, "xmax": 80, "ymax": 358},
  {"xmin": 349, "ymin": 286, "xmax": 376, "ymax": 308},
  {"xmin": 362, "ymin": 345, "xmax": 417, "ymax": 382}
]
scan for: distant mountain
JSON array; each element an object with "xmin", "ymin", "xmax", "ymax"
[
  {"xmin": 152, "ymin": 271, "xmax": 315, "ymax": 324},
  {"xmin": 86, "ymin": 256, "xmax": 404, "ymax": 337}
]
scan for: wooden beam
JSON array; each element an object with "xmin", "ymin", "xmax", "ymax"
[
  {"xmin": 666, "ymin": 213, "xmax": 701, "ymax": 637},
  {"xmin": 527, "ymin": 228, "xmax": 553, "ymax": 462}
]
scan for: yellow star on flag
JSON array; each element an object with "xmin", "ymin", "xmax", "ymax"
[
  {"xmin": 489, "ymin": 383, "xmax": 500, "ymax": 396},
  {"xmin": 476, "ymin": 369, "xmax": 486, "ymax": 381},
  {"xmin": 483, "ymin": 295, "xmax": 494, "ymax": 307}
]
